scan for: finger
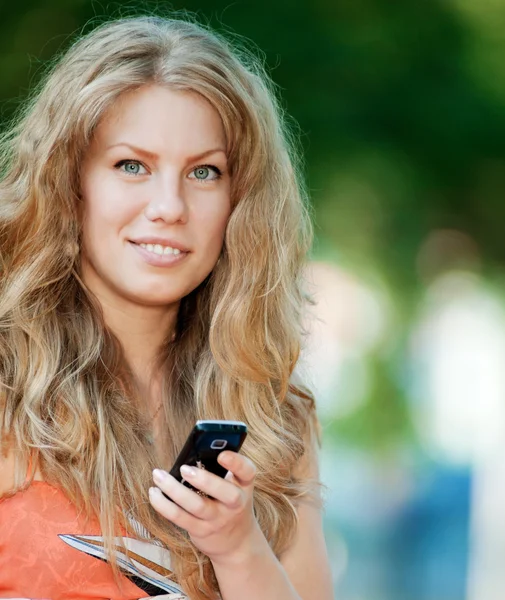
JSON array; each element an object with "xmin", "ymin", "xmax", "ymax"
[
  {"xmin": 180, "ymin": 464, "xmax": 245, "ymax": 509},
  {"xmin": 152, "ymin": 469, "xmax": 213, "ymax": 520},
  {"xmin": 148, "ymin": 486, "xmax": 210, "ymax": 535},
  {"xmin": 217, "ymin": 452, "xmax": 256, "ymax": 487}
]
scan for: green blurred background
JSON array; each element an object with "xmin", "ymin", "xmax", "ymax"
[{"xmin": 4, "ymin": 1, "xmax": 505, "ymax": 599}]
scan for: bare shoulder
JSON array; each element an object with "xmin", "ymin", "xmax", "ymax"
[
  {"xmin": 280, "ymin": 429, "xmax": 334, "ymax": 599},
  {"xmin": 0, "ymin": 444, "xmax": 17, "ymax": 495}
]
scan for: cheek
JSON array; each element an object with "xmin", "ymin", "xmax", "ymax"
[
  {"xmin": 206, "ymin": 188, "xmax": 231, "ymax": 233},
  {"xmin": 200, "ymin": 203, "xmax": 231, "ymax": 252},
  {"xmin": 81, "ymin": 177, "xmax": 139, "ymax": 240}
]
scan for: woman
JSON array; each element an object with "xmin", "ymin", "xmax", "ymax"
[{"xmin": 0, "ymin": 15, "xmax": 333, "ymax": 600}]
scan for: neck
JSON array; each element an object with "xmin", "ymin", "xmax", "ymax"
[
  {"xmin": 81, "ymin": 273, "xmax": 179, "ymax": 384},
  {"xmin": 101, "ymin": 299, "xmax": 178, "ymax": 383},
  {"xmin": 103, "ymin": 300, "xmax": 173, "ymax": 436}
]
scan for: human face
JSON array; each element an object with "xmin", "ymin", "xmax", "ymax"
[{"xmin": 79, "ymin": 84, "xmax": 231, "ymax": 310}]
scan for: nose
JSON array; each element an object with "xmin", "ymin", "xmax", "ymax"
[{"xmin": 143, "ymin": 172, "xmax": 188, "ymax": 224}]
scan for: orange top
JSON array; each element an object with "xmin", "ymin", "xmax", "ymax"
[{"xmin": 0, "ymin": 480, "xmax": 187, "ymax": 600}]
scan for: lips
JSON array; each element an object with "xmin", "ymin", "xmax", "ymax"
[
  {"xmin": 129, "ymin": 237, "xmax": 190, "ymax": 253},
  {"xmin": 128, "ymin": 240, "xmax": 189, "ymax": 267},
  {"xmin": 133, "ymin": 241, "xmax": 184, "ymax": 256}
]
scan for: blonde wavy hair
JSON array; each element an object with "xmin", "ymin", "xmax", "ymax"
[{"xmin": 0, "ymin": 15, "xmax": 319, "ymax": 599}]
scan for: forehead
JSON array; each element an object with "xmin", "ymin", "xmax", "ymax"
[{"xmin": 90, "ymin": 84, "xmax": 226, "ymax": 153}]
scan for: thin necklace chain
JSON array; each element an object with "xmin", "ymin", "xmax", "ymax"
[
  {"xmin": 146, "ymin": 401, "xmax": 163, "ymax": 446},
  {"xmin": 150, "ymin": 400, "xmax": 163, "ymax": 423},
  {"xmin": 148, "ymin": 331, "xmax": 174, "ymax": 426}
]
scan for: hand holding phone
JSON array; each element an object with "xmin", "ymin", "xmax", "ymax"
[
  {"xmin": 151, "ymin": 419, "xmax": 259, "ymax": 562},
  {"xmin": 169, "ymin": 420, "xmax": 248, "ymax": 492}
]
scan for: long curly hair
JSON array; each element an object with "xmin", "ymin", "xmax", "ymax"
[{"xmin": 0, "ymin": 15, "xmax": 319, "ymax": 599}]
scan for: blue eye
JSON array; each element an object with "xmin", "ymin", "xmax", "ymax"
[
  {"xmin": 189, "ymin": 165, "xmax": 222, "ymax": 181},
  {"xmin": 115, "ymin": 160, "xmax": 147, "ymax": 176}
]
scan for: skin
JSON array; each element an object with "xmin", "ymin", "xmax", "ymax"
[
  {"xmin": 78, "ymin": 83, "xmax": 334, "ymax": 600},
  {"xmin": 79, "ymin": 84, "xmax": 231, "ymax": 388}
]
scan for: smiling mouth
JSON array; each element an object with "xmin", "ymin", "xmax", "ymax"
[{"xmin": 131, "ymin": 242, "xmax": 185, "ymax": 256}]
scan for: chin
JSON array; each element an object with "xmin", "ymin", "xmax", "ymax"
[
  {"xmin": 121, "ymin": 277, "xmax": 204, "ymax": 307},
  {"xmin": 133, "ymin": 293, "xmax": 184, "ymax": 307}
]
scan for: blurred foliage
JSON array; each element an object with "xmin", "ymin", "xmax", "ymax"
[
  {"xmin": 3, "ymin": 0, "xmax": 505, "ymax": 287},
  {"xmin": 325, "ymin": 353, "xmax": 417, "ymax": 451},
  {"xmin": 3, "ymin": 0, "xmax": 505, "ymax": 447}
]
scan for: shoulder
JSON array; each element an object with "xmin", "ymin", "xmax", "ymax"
[
  {"xmin": 280, "ymin": 432, "xmax": 333, "ymax": 599},
  {"xmin": 0, "ymin": 444, "xmax": 17, "ymax": 495},
  {"xmin": 0, "ymin": 437, "xmax": 40, "ymax": 495}
]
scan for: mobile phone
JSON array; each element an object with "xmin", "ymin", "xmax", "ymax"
[{"xmin": 169, "ymin": 420, "xmax": 248, "ymax": 491}]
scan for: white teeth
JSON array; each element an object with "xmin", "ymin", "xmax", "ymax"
[{"xmin": 137, "ymin": 242, "xmax": 182, "ymax": 256}]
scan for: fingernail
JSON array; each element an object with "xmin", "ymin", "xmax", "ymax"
[
  {"xmin": 219, "ymin": 452, "xmax": 231, "ymax": 464},
  {"xmin": 153, "ymin": 468, "xmax": 167, "ymax": 482},
  {"xmin": 180, "ymin": 465, "xmax": 196, "ymax": 478},
  {"xmin": 149, "ymin": 486, "xmax": 162, "ymax": 497}
]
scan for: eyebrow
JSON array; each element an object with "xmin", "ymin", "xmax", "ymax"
[{"xmin": 106, "ymin": 142, "xmax": 227, "ymax": 163}]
